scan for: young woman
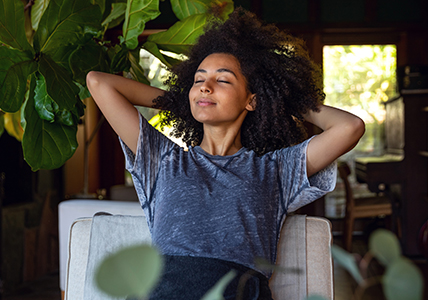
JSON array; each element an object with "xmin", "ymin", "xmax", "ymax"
[{"xmin": 87, "ymin": 9, "xmax": 364, "ymax": 300}]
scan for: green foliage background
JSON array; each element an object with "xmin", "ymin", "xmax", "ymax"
[{"xmin": 0, "ymin": 0, "xmax": 233, "ymax": 171}]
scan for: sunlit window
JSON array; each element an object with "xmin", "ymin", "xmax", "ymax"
[
  {"xmin": 323, "ymin": 45, "xmax": 397, "ymax": 158},
  {"xmin": 323, "ymin": 45, "xmax": 398, "ymax": 218}
]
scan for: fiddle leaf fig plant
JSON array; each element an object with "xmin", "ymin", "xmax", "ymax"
[{"xmin": 0, "ymin": 0, "xmax": 233, "ymax": 171}]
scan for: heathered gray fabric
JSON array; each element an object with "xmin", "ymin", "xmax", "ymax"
[{"xmin": 120, "ymin": 112, "xmax": 336, "ymax": 276}]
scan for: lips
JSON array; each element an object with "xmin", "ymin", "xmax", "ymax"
[{"xmin": 196, "ymin": 98, "xmax": 216, "ymax": 106}]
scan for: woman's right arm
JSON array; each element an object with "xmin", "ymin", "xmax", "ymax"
[{"xmin": 86, "ymin": 71, "xmax": 165, "ymax": 154}]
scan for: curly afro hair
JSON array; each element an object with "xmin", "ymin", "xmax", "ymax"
[{"xmin": 153, "ymin": 8, "xmax": 325, "ymax": 155}]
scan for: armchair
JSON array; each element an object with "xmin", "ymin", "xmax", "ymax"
[{"xmin": 61, "ymin": 212, "xmax": 334, "ymax": 300}]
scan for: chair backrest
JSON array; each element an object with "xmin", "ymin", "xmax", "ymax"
[
  {"xmin": 271, "ymin": 215, "xmax": 334, "ymax": 299},
  {"xmin": 64, "ymin": 215, "xmax": 333, "ymax": 300},
  {"xmin": 338, "ymin": 161, "xmax": 355, "ymax": 210},
  {"xmin": 58, "ymin": 199, "xmax": 144, "ymax": 295}
]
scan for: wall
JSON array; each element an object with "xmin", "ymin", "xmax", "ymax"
[{"xmin": 64, "ymin": 97, "xmax": 101, "ymax": 198}]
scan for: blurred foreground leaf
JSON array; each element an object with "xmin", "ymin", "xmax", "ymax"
[
  {"xmin": 254, "ymin": 257, "xmax": 302, "ymax": 275},
  {"xmin": 306, "ymin": 295, "xmax": 329, "ymax": 300},
  {"xmin": 383, "ymin": 257, "xmax": 423, "ymax": 300},
  {"xmin": 331, "ymin": 244, "xmax": 364, "ymax": 284},
  {"xmin": 369, "ymin": 229, "xmax": 401, "ymax": 266},
  {"xmin": 96, "ymin": 244, "xmax": 163, "ymax": 298},
  {"xmin": 200, "ymin": 270, "xmax": 236, "ymax": 300}
]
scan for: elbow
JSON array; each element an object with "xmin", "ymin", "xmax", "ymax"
[
  {"xmin": 86, "ymin": 71, "xmax": 101, "ymax": 90},
  {"xmin": 353, "ymin": 116, "xmax": 366, "ymax": 140},
  {"xmin": 86, "ymin": 71, "xmax": 105, "ymax": 105},
  {"xmin": 346, "ymin": 116, "xmax": 366, "ymax": 148}
]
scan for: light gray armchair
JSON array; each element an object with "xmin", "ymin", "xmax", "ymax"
[{"xmin": 60, "ymin": 204, "xmax": 334, "ymax": 300}]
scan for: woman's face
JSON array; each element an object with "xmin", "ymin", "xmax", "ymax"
[{"xmin": 189, "ymin": 53, "xmax": 255, "ymax": 127}]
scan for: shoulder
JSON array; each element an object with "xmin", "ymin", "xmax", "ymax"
[{"xmin": 264, "ymin": 138, "xmax": 312, "ymax": 160}]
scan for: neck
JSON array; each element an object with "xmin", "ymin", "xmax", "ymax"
[{"xmin": 199, "ymin": 125, "xmax": 243, "ymax": 156}]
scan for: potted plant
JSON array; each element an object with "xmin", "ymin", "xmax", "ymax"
[{"xmin": 0, "ymin": 0, "xmax": 233, "ymax": 172}]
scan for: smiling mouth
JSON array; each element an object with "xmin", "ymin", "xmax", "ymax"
[{"xmin": 196, "ymin": 99, "xmax": 216, "ymax": 106}]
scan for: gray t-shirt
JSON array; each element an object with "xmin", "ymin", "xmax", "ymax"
[{"xmin": 120, "ymin": 112, "xmax": 336, "ymax": 276}]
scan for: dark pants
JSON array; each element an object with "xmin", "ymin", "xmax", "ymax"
[{"xmin": 147, "ymin": 255, "xmax": 273, "ymax": 300}]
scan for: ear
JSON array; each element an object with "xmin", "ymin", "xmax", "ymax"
[{"xmin": 246, "ymin": 94, "xmax": 256, "ymax": 111}]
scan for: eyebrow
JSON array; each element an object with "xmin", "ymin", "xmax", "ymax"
[{"xmin": 195, "ymin": 68, "xmax": 238, "ymax": 78}]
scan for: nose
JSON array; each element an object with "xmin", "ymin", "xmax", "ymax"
[{"xmin": 200, "ymin": 82, "xmax": 212, "ymax": 94}]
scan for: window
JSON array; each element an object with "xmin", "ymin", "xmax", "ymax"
[
  {"xmin": 323, "ymin": 45, "xmax": 398, "ymax": 218},
  {"xmin": 323, "ymin": 45, "xmax": 398, "ymax": 159}
]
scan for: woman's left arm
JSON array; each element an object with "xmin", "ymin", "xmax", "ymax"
[{"xmin": 304, "ymin": 105, "xmax": 365, "ymax": 177}]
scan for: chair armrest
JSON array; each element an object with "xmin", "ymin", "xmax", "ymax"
[
  {"xmin": 306, "ymin": 216, "xmax": 334, "ymax": 300},
  {"xmin": 270, "ymin": 215, "xmax": 333, "ymax": 300},
  {"xmin": 64, "ymin": 218, "xmax": 92, "ymax": 300},
  {"xmin": 58, "ymin": 199, "xmax": 144, "ymax": 293}
]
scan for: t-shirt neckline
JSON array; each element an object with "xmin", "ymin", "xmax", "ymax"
[{"xmin": 192, "ymin": 145, "xmax": 247, "ymax": 159}]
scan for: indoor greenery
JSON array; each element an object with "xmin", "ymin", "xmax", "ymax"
[
  {"xmin": 0, "ymin": 0, "xmax": 233, "ymax": 171},
  {"xmin": 94, "ymin": 229, "xmax": 424, "ymax": 300}
]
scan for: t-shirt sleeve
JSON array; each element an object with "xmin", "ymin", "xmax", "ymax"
[
  {"xmin": 119, "ymin": 110, "xmax": 177, "ymax": 220},
  {"xmin": 277, "ymin": 136, "xmax": 337, "ymax": 213}
]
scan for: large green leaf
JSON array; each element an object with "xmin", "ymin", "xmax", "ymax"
[
  {"xmin": 383, "ymin": 257, "xmax": 424, "ymax": 300},
  {"xmin": 171, "ymin": 0, "xmax": 212, "ymax": 20},
  {"xmin": 33, "ymin": 0, "xmax": 103, "ymax": 55},
  {"xmin": 171, "ymin": 0, "xmax": 233, "ymax": 20},
  {"xmin": 31, "ymin": 0, "xmax": 50, "ymax": 32},
  {"xmin": 38, "ymin": 54, "xmax": 80, "ymax": 110},
  {"xmin": 146, "ymin": 13, "xmax": 208, "ymax": 54},
  {"xmin": 96, "ymin": 244, "xmax": 163, "ymax": 298},
  {"xmin": 77, "ymin": 82, "xmax": 92, "ymax": 100},
  {"xmin": 102, "ymin": 2, "xmax": 127, "ymax": 28},
  {"xmin": 128, "ymin": 48, "xmax": 150, "ymax": 85},
  {"xmin": 143, "ymin": 41, "xmax": 182, "ymax": 69},
  {"xmin": 69, "ymin": 40, "xmax": 110, "ymax": 85},
  {"xmin": 109, "ymin": 44, "xmax": 131, "ymax": 73},
  {"xmin": 369, "ymin": 229, "xmax": 401, "ymax": 267},
  {"xmin": 0, "ymin": 0, "xmax": 33, "ymax": 51},
  {"xmin": 0, "ymin": 47, "xmax": 37, "ymax": 112},
  {"xmin": 34, "ymin": 73, "xmax": 56, "ymax": 122},
  {"xmin": 23, "ymin": 76, "xmax": 78, "ymax": 171},
  {"xmin": 49, "ymin": 44, "xmax": 79, "ymax": 73},
  {"xmin": 122, "ymin": 0, "xmax": 161, "ymax": 50},
  {"xmin": 33, "ymin": 72, "xmax": 82, "ymax": 126},
  {"xmin": 91, "ymin": 0, "xmax": 106, "ymax": 14}
]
